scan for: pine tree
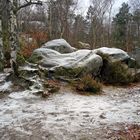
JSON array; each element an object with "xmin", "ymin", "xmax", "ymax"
[{"xmin": 112, "ymin": 3, "xmax": 132, "ymax": 49}]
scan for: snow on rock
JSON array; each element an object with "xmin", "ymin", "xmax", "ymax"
[
  {"xmin": 42, "ymin": 39, "xmax": 76, "ymax": 53},
  {"xmin": 19, "ymin": 65, "xmax": 38, "ymax": 72},
  {"xmin": 93, "ymin": 47, "xmax": 130, "ymax": 62},
  {"xmin": 18, "ymin": 65, "xmax": 44, "ymax": 94},
  {"xmin": 0, "ymin": 73, "xmax": 12, "ymax": 93},
  {"xmin": 28, "ymin": 75, "xmax": 44, "ymax": 93},
  {"xmin": 30, "ymin": 45, "xmax": 132, "ymax": 78},
  {"xmin": 0, "ymin": 73, "xmax": 10, "ymax": 83},
  {"xmin": 31, "ymin": 48, "xmax": 103, "ymax": 77},
  {"xmin": 0, "ymin": 81, "xmax": 12, "ymax": 93}
]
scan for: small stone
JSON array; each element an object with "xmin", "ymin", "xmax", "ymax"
[
  {"xmin": 99, "ymin": 114, "xmax": 106, "ymax": 119},
  {"xmin": 33, "ymin": 91, "xmax": 43, "ymax": 96},
  {"xmin": 42, "ymin": 91, "xmax": 50, "ymax": 98}
]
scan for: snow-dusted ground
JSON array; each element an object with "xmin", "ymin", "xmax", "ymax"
[
  {"xmin": 0, "ymin": 73, "xmax": 12, "ymax": 93},
  {"xmin": 0, "ymin": 79, "xmax": 140, "ymax": 140}
]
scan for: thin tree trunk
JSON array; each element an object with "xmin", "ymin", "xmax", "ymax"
[
  {"xmin": 49, "ymin": 3, "xmax": 52, "ymax": 39},
  {"xmin": 108, "ymin": 1, "xmax": 113, "ymax": 46},
  {"xmin": 1, "ymin": 0, "xmax": 11, "ymax": 68},
  {"xmin": 0, "ymin": 17, "xmax": 4, "ymax": 71},
  {"xmin": 0, "ymin": 18, "xmax": 4, "ymax": 59},
  {"xmin": 1, "ymin": 0, "xmax": 42, "ymax": 74},
  {"xmin": 1, "ymin": 0, "xmax": 18, "ymax": 74},
  {"xmin": 9, "ymin": 0, "xmax": 19, "ymax": 76}
]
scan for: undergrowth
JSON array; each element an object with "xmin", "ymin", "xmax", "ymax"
[{"xmin": 75, "ymin": 74, "xmax": 102, "ymax": 94}]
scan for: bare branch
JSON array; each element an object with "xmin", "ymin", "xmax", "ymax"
[{"xmin": 17, "ymin": 0, "xmax": 42, "ymax": 12}]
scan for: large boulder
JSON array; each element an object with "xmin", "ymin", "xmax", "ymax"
[
  {"xmin": 93, "ymin": 47, "xmax": 134, "ymax": 84},
  {"xmin": 29, "ymin": 48, "xmax": 103, "ymax": 78},
  {"xmin": 93, "ymin": 47, "xmax": 130, "ymax": 62},
  {"xmin": 94, "ymin": 47, "xmax": 139, "ymax": 68},
  {"xmin": 29, "ymin": 45, "xmax": 135, "ymax": 82},
  {"xmin": 130, "ymin": 47, "xmax": 140, "ymax": 67},
  {"xmin": 42, "ymin": 39, "xmax": 76, "ymax": 53}
]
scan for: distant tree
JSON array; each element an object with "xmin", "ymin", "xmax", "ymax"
[
  {"xmin": 47, "ymin": 0, "xmax": 78, "ymax": 41},
  {"xmin": 72, "ymin": 14, "xmax": 88, "ymax": 46},
  {"xmin": 106, "ymin": 0, "xmax": 115, "ymax": 46},
  {"xmin": 130, "ymin": 0, "xmax": 140, "ymax": 48},
  {"xmin": 86, "ymin": 0, "xmax": 114, "ymax": 48},
  {"xmin": 133, "ymin": 9, "xmax": 140, "ymax": 47},
  {"xmin": 112, "ymin": 3, "xmax": 132, "ymax": 50},
  {"xmin": 47, "ymin": 0, "xmax": 60, "ymax": 39},
  {"xmin": 86, "ymin": 5, "xmax": 97, "ymax": 48}
]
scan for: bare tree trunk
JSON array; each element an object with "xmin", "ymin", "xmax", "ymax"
[
  {"xmin": 107, "ymin": 0, "xmax": 114, "ymax": 46},
  {"xmin": 1, "ymin": 0, "xmax": 11, "ymax": 68},
  {"xmin": 60, "ymin": 27, "xmax": 65, "ymax": 38},
  {"xmin": 1, "ymin": 0, "xmax": 42, "ymax": 75},
  {"xmin": 0, "ymin": 18, "xmax": 3, "ymax": 58},
  {"xmin": 0, "ymin": 1, "xmax": 4, "ymax": 71},
  {"xmin": 137, "ymin": 24, "xmax": 140, "ymax": 44},
  {"xmin": 0, "ymin": 17, "xmax": 4, "ymax": 71},
  {"xmin": 9, "ymin": 0, "xmax": 19, "ymax": 76},
  {"xmin": 49, "ymin": 2, "xmax": 52, "ymax": 39},
  {"xmin": 0, "ymin": 0, "xmax": 18, "ymax": 74}
]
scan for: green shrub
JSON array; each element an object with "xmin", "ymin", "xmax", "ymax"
[
  {"xmin": 133, "ymin": 70, "xmax": 140, "ymax": 82},
  {"xmin": 17, "ymin": 54, "xmax": 26, "ymax": 66},
  {"xmin": 0, "ymin": 61, "xmax": 4, "ymax": 72},
  {"xmin": 28, "ymin": 53, "xmax": 42, "ymax": 64},
  {"xmin": 100, "ymin": 59, "xmax": 133, "ymax": 85},
  {"xmin": 97, "ymin": 52, "xmax": 133, "ymax": 85},
  {"xmin": 76, "ymin": 74, "xmax": 102, "ymax": 93},
  {"xmin": 54, "ymin": 67, "xmax": 84, "ymax": 78}
]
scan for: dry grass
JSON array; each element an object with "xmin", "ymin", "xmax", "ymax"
[
  {"xmin": 112, "ymin": 124, "xmax": 140, "ymax": 140},
  {"xmin": 75, "ymin": 74, "xmax": 102, "ymax": 94}
]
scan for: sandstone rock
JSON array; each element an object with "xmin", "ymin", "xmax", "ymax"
[
  {"xmin": 42, "ymin": 39, "xmax": 76, "ymax": 53},
  {"xmin": 30, "ymin": 48, "xmax": 103, "ymax": 78},
  {"xmin": 94, "ymin": 47, "xmax": 130, "ymax": 62}
]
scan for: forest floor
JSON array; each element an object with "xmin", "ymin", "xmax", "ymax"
[{"xmin": 0, "ymin": 73, "xmax": 140, "ymax": 140}]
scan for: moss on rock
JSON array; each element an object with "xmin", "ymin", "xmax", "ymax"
[
  {"xmin": 54, "ymin": 66, "xmax": 85, "ymax": 78},
  {"xmin": 28, "ymin": 53, "xmax": 42, "ymax": 64},
  {"xmin": 0, "ymin": 61, "xmax": 4, "ymax": 72},
  {"xmin": 17, "ymin": 54, "xmax": 26, "ymax": 66}
]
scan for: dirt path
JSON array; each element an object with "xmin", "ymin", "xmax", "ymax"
[{"xmin": 0, "ymin": 76, "xmax": 140, "ymax": 139}]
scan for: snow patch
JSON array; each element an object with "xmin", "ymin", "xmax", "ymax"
[
  {"xmin": 19, "ymin": 66, "xmax": 38, "ymax": 72},
  {"xmin": 0, "ymin": 81, "xmax": 12, "ymax": 92},
  {"xmin": 9, "ymin": 90, "xmax": 39, "ymax": 99}
]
